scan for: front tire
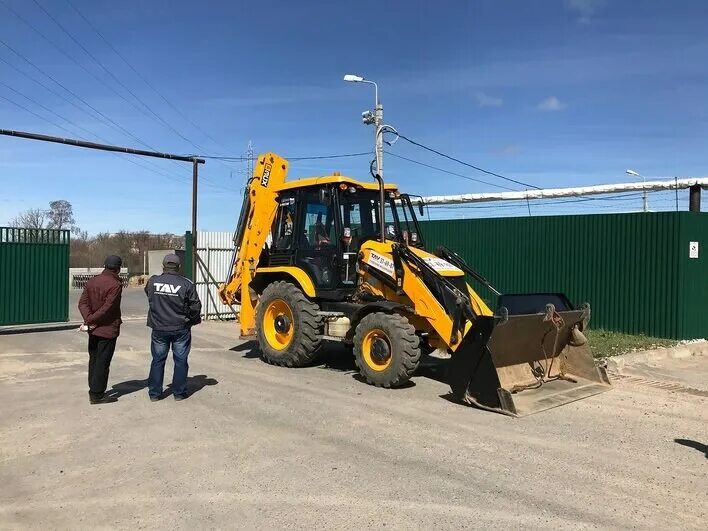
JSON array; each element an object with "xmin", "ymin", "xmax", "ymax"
[
  {"xmin": 353, "ymin": 312, "xmax": 421, "ymax": 388},
  {"xmin": 256, "ymin": 281, "xmax": 322, "ymax": 367}
]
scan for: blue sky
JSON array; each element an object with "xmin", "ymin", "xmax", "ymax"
[{"xmin": 1, "ymin": 0, "xmax": 707, "ymax": 233}]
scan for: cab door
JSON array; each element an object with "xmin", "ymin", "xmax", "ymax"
[{"xmin": 295, "ymin": 187, "xmax": 339, "ymax": 290}]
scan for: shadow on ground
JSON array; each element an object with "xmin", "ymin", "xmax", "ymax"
[
  {"xmin": 230, "ymin": 340, "xmax": 260, "ymax": 358},
  {"xmin": 108, "ymin": 374, "xmax": 218, "ymax": 399},
  {"xmin": 674, "ymin": 438, "xmax": 708, "ymax": 458},
  {"xmin": 233, "ymin": 339, "xmax": 457, "ymax": 391}
]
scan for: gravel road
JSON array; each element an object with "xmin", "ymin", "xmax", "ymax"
[{"xmin": 1, "ymin": 320, "xmax": 705, "ymax": 530}]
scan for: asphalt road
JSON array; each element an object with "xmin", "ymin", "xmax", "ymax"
[{"xmin": 0, "ymin": 320, "xmax": 706, "ymax": 529}]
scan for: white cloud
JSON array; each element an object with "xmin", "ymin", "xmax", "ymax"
[
  {"xmin": 564, "ymin": 0, "xmax": 604, "ymax": 24},
  {"xmin": 536, "ymin": 96, "xmax": 567, "ymax": 112},
  {"xmin": 494, "ymin": 145, "xmax": 521, "ymax": 157},
  {"xmin": 475, "ymin": 91, "xmax": 503, "ymax": 107}
]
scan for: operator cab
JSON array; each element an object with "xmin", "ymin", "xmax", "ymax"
[{"xmin": 266, "ymin": 179, "xmax": 425, "ymax": 300}]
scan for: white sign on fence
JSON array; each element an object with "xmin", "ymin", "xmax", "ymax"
[{"xmin": 689, "ymin": 241, "xmax": 699, "ymax": 259}]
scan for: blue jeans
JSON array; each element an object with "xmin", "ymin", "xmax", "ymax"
[{"xmin": 148, "ymin": 329, "xmax": 192, "ymax": 398}]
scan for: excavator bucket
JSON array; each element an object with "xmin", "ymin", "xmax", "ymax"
[{"xmin": 448, "ymin": 294, "xmax": 611, "ymax": 417}]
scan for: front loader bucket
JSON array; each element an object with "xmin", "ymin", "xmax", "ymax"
[{"xmin": 448, "ymin": 296, "xmax": 611, "ymax": 417}]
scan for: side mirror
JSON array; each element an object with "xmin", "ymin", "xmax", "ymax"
[
  {"xmin": 319, "ymin": 188, "xmax": 331, "ymax": 206},
  {"xmin": 418, "ymin": 200, "xmax": 425, "ymax": 217}
]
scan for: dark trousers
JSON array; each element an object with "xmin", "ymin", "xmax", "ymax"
[
  {"xmin": 88, "ymin": 334, "xmax": 117, "ymax": 398},
  {"xmin": 148, "ymin": 328, "xmax": 192, "ymax": 398}
]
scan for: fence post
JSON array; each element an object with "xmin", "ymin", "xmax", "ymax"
[
  {"xmin": 184, "ymin": 232, "xmax": 193, "ymax": 280},
  {"xmin": 204, "ymin": 245, "xmax": 210, "ymax": 319},
  {"xmin": 689, "ymin": 185, "xmax": 701, "ymax": 212}
]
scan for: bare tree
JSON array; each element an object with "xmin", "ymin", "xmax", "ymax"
[
  {"xmin": 8, "ymin": 208, "xmax": 49, "ymax": 229},
  {"xmin": 47, "ymin": 200, "xmax": 75, "ymax": 230},
  {"xmin": 69, "ymin": 231, "xmax": 185, "ymax": 270}
]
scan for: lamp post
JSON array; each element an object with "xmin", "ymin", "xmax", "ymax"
[
  {"xmin": 627, "ymin": 169, "xmax": 648, "ymax": 213},
  {"xmin": 343, "ymin": 74, "xmax": 383, "ymax": 178}
]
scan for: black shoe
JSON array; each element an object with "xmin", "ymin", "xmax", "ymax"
[
  {"xmin": 88, "ymin": 392, "xmax": 104, "ymax": 404},
  {"xmin": 90, "ymin": 396, "xmax": 117, "ymax": 405},
  {"xmin": 174, "ymin": 393, "xmax": 188, "ymax": 401},
  {"xmin": 149, "ymin": 394, "xmax": 161, "ymax": 402}
]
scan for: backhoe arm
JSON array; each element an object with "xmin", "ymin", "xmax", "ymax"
[{"xmin": 218, "ymin": 153, "xmax": 289, "ymax": 335}]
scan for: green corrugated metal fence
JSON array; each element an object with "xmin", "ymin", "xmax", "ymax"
[
  {"xmin": 420, "ymin": 212, "xmax": 708, "ymax": 340},
  {"xmin": 0, "ymin": 227, "xmax": 70, "ymax": 325}
]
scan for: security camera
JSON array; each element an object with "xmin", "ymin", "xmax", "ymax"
[{"xmin": 361, "ymin": 110, "xmax": 375, "ymax": 125}]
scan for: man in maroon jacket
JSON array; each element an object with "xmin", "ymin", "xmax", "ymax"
[{"xmin": 78, "ymin": 255, "xmax": 123, "ymax": 404}]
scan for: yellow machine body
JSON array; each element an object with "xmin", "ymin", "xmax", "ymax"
[{"xmin": 219, "ymin": 152, "xmax": 610, "ymax": 416}]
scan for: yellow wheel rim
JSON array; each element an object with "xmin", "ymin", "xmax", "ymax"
[
  {"xmin": 263, "ymin": 299, "xmax": 294, "ymax": 350},
  {"xmin": 361, "ymin": 328, "xmax": 392, "ymax": 372}
]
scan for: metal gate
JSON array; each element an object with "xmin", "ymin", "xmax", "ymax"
[
  {"xmin": 190, "ymin": 231, "xmax": 237, "ymax": 320},
  {"xmin": 0, "ymin": 227, "xmax": 70, "ymax": 325}
]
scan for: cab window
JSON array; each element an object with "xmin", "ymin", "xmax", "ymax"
[
  {"xmin": 273, "ymin": 195, "xmax": 297, "ymax": 251},
  {"xmin": 302, "ymin": 191, "xmax": 335, "ymax": 248}
]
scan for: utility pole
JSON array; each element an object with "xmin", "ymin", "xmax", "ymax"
[
  {"xmin": 245, "ymin": 140, "xmax": 254, "ymax": 184},
  {"xmin": 192, "ymin": 158, "xmax": 199, "ymax": 280},
  {"xmin": 344, "ymin": 74, "xmax": 398, "ymax": 243},
  {"xmin": 642, "ymin": 182, "xmax": 648, "ymax": 213},
  {"xmin": 237, "ymin": 140, "xmax": 255, "ymax": 189},
  {"xmin": 344, "ymin": 74, "xmax": 382, "ymax": 176},
  {"xmin": 246, "ymin": 140, "xmax": 254, "ymax": 177},
  {"xmin": 627, "ymin": 169, "xmax": 648, "ymax": 212},
  {"xmin": 374, "ymin": 92, "xmax": 383, "ymax": 179}
]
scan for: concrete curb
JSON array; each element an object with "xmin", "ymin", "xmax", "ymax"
[
  {"xmin": 0, "ymin": 321, "xmax": 83, "ymax": 335},
  {"xmin": 0, "ymin": 316, "xmax": 147, "ymax": 335},
  {"xmin": 606, "ymin": 339, "xmax": 708, "ymax": 374}
]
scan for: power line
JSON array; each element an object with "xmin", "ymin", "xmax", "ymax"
[
  {"xmin": 29, "ymin": 0, "xmax": 211, "ymax": 154},
  {"xmin": 0, "ymin": 95, "xmax": 80, "ymax": 139},
  {"xmin": 33, "ymin": 0, "xmax": 239, "ymax": 178},
  {"xmin": 0, "ymin": 34, "xmax": 222, "ymax": 185},
  {"xmin": 397, "ymin": 133, "xmax": 541, "ymax": 190},
  {"xmin": 0, "ymin": 55, "xmax": 199, "ymax": 184},
  {"xmin": 204, "ymin": 151, "xmax": 372, "ymax": 162},
  {"xmin": 5, "ymin": 0, "xmax": 230, "ymax": 181},
  {"xmin": 0, "ymin": 54, "xmax": 90, "ymax": 120},
  {"xmin": 0, "ymin": 93, "xmax": 192, "ymax": 187},
  {"xmin": 0, "ymin": 1, "xmax": 160, "ymax": 148},
  {"xmin": 290, "ymin": 152, "xmax": 372, "ymax": 161},
  {"xmin": 0, "ymin": 79, "xmax": 104, "ymax": 140},
  {"xmin": 385, "ymin": 151, "xmax": 518, "ymax": 191},
  {"xmin": 0, "ymin": 93, "xmax": 238, "ymax": 193},
  {"xmin": 0, "ymin": 36, "xmax": 164, "ymax": 155},
  {"xmin": 0, "ymin": 49, "xmax": 354, "ymax": 191},
  {"xmin": 62, "ymin": 0, "xmax": 229, "ymax": 155}
]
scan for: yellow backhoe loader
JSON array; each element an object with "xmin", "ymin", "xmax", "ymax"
[{"xmin": 219, "ymin": 153, "xmax": 610, "ymax": 416}]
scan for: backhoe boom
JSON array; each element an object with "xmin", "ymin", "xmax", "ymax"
[{"xmin": 218, "ymin": 153, "xmax": 289, "ymax": 336}]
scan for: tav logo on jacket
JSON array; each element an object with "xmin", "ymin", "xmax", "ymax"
[{"xmin": 155, "ymin": 283, "xmax": 181, "ymax": 294}]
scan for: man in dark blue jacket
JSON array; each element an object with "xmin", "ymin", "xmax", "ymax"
[{"xmin": 144, "ymin": 254, "xmax": 202, "ymax": 401}]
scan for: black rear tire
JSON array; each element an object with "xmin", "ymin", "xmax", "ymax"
[
  {"xmin": 353, "ymin": 312, "xmax": 421, "ymax": 388},
  {"xmin": 256, "ymin": 281, "xmax": 322, "ymax": 367}
]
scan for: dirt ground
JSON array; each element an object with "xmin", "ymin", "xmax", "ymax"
[{"xmin": 1, "ymin": 297, "xmax": 706, "ymax": 529}]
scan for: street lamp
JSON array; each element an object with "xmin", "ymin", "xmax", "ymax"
[
  {"xmin": 626, "ymin": 169, "xmax": 648, "ymax": 212},
  {"xmin": 343, "ymin": 73, "xmax": 383, "ymax": 178}
]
